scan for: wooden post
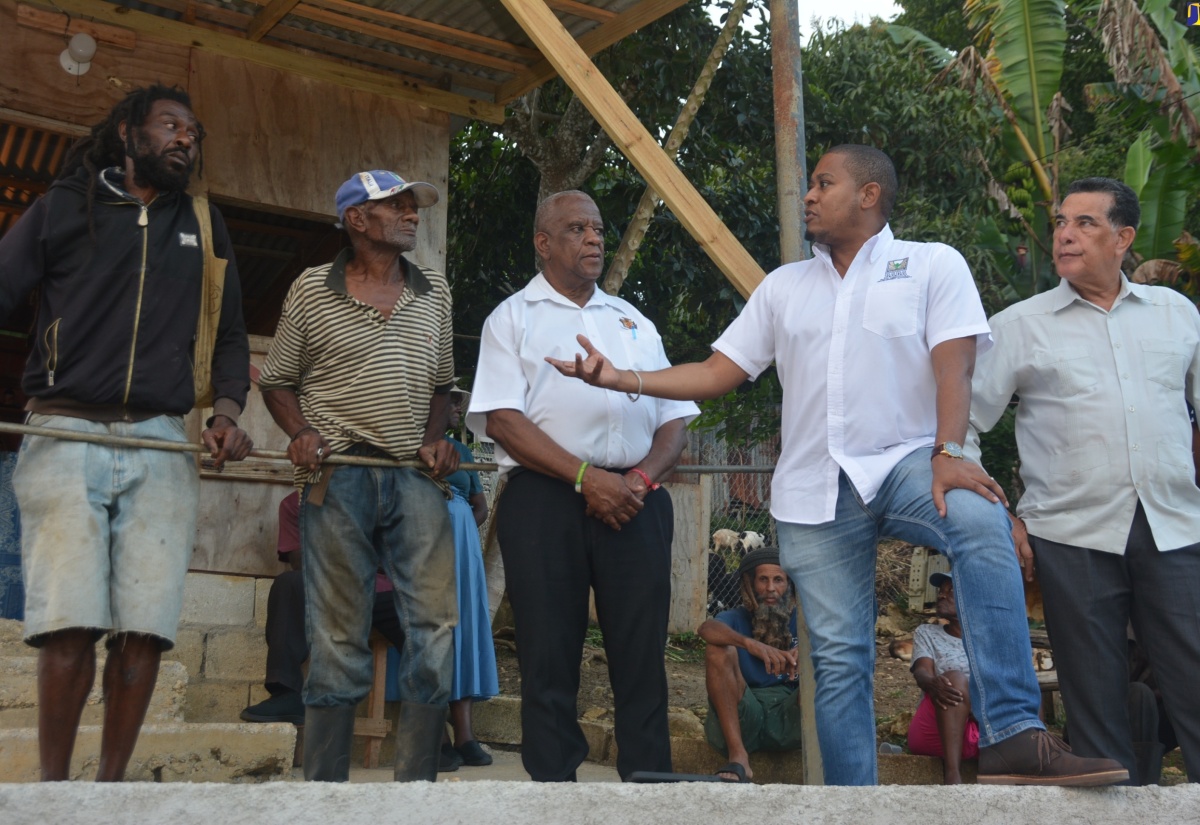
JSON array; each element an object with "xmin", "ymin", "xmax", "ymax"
[
  {"xmin": 769, "ymin": 0, "xmax": 821, "ymax": 786},
  {"xmin": 771, "ymin": 0, "xmax": 808, "ymax": 267}
]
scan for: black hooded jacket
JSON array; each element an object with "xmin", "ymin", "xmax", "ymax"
[{"xmin": 0, "ymin": 166, "xmax": 249, "ymax": 418}]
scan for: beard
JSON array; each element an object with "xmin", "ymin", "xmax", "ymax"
[
  {"xmin": 129, "ymin": 134, "xmax": 194, "ymax": 193},
  {"xmin": 751, "ymin": 600, "xmax": 794, "ymax": 651}
]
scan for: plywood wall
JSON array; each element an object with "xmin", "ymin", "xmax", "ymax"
[
  {"xmin": 0, "ymin": 3, "xmax": 190, "ymax": 126},
  {"xmin": 189, "ymin": 50, "xmax": 450, "ymax": 272}
]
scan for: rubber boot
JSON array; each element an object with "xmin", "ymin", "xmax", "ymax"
[
  {"xmin": 302, "ymin": 705, "xmax": 356, "ymax": 782},
  {"xmin": 1133, "ymin": 742, "xmax": 1165, "ymax": 786},
  {"xmin": 393, "ymin": 701, "xmax": 448, "ymax": 782}
]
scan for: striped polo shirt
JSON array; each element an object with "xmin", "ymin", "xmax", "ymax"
[{"xmin": 260, "ymin": 248, "xmax": 454, "ymax": 484}]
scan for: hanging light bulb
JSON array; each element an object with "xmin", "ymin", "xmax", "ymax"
[{"xmin": 59, "ymin": 32, "xmax": 97, "ymax": 76}]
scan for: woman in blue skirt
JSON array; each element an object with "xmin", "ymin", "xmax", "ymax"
[{"xmin": 439, "ymin": 388, "xmax": 500, "ymax": 770}]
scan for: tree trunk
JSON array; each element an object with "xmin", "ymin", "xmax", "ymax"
[{"xmin": 602, "ymin": 0, "xmax": 749, "ymax": 296}]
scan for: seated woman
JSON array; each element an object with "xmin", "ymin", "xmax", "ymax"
[
  {"xmin": 907, "ymin": 572, "xmax": 979, "ymax": 784},
  {"xmin": 438, "ymin": 387, "xmax": 499, "ymax": 770}
]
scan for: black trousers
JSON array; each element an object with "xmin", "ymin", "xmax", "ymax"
[
  {"xmin": 264, "ymin": 569, "xmax": 406, "ymax": 694},
  {"xmin": 497, "ymin": 469, "xmax": 674, "ymax": 781},
  {"xmin": 1033, "ymin": 502, "xmax": 1200, "ymax": 782}
]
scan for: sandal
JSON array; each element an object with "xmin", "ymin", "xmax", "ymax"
[{"xmin": 715, "ymin": 762, "xmax": 749, "ymax": 783}]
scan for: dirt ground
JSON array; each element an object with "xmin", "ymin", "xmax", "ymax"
[
  {"xmin": 493, "ymin": 631, "xmax": 1192, "ymax": 785},
  {"xmin": 492, "ymin": 631, "xmax": 924, "ymax": 743}
]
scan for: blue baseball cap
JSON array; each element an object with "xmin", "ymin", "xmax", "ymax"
[{"xmin": 335, "ymin": 170, "xmax": 439, "ymax": 223}]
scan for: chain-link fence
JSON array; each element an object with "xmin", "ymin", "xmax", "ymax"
[{"xmin": 461, "ymin": 429, "xmax": 918, "ymax": 624}]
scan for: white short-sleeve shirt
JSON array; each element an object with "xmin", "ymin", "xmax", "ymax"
[
  {"xmin": 467, "ymin": 274, "xmax": 699, "ymax": 478},
  {"xmin": 714, "ymin": 225, "xmax": 992, "ymax": 524}
]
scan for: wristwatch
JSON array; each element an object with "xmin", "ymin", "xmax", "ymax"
[{"xmin": 932, "ymin": 441, "xmax": 964, "ymax": 460}]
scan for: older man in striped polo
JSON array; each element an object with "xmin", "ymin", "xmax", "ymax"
[{"xmin": 260, "ymin": 170, "xmax": 459, "ymax": 783}]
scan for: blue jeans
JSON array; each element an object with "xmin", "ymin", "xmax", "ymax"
[
  {"xmin": 777, "ymin": 449, "xmax": 1043, "ymax": 785},
  {"xmin": 300, "ymin": 464, "xmax": 456, "ymax": 708}
]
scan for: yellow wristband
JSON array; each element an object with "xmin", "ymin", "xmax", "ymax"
[{"xmin": 575, "ymin": 461, "xmax": 590, "ymax": 494}]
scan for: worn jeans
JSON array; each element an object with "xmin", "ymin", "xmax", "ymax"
[
  {"xmin": 300, "ymin": 464, "xmax": 456, "ymax": 708},
  {"xmin": 777, "ymin": 449, "xmax": 1043, "ymax": 785},
  {"xmin": 17, "ymin": 413, "xmax": 198, "ymax": 648}
]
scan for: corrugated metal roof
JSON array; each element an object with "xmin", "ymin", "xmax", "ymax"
[{"xmin": 102, "ymin": 0, "xmax": 675, "ymax": 108}]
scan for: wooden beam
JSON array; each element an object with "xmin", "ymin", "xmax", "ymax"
[
  {"xmin": 497, "ymin": 0, "xmax": 690, "ymax": 103},
  {"xmin": 544, "ymin": 0, "xmax": 616, "ymax": 23},
  {"xmin": 0, "ymin": 176, "xmax": 49, "ymax": 194},
  {"xmin": 39, "ymin": 0, "xmax": 506, "ymax": 124},
  {"xmin": 497, "ymin": 0, "xmax": 764, "ymax": 298},
  {"xmin": 16, "ymin": 3, "xmax": 136, "ymax": 49},
  {"xmin": 0, "ymin": 107, "xmax": 90, "ymax": 138},
  {"xmin": 246, "ymin": 0, "xmax": 299, "ymax": 41},
  {"xmin": 301, "ymin": 0, "xmax": 541, "ymax": 61},
  {"xmin": 295, "ymin": 4, "xmax": 529, "ymax": 75}
]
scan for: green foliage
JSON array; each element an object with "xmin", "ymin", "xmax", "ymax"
[
  {"xmin": 893, "ymin": 0, "xmax": 974, "ymax": 51},
  {"xmin": 969, "ymin": 0, "xmax": 1066, "ymax": 164}
]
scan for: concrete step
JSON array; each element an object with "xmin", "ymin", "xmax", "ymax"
[
  {"xmin": 0, "ymin": 656, "xmax": 187, "ymax": 729},
  {"xmin": 1, "ymin": 777, "xmax": 1194, "ymax": 825},
  {"xmin": 0, "ymin": 618, "xmax": 23, "ymax": 658},
  {"xmin": 0, "ymin": 722, "xmax": 296, "ymax": 783},
  {"xmin": 472, "ymin": 695, "xmax": 970, "ymax": 785}
]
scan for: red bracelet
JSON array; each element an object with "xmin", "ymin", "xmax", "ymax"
[{"xmin": 629, "ymin": 467, "xmax": 660, "ymax": 491}]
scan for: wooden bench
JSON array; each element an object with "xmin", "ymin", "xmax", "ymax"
[
  {"xmin": 353, "ymin": 631, "xmax": 393, "ymax": 768},
  {"xmin": 1037, "ymin": 669, "xmax": 1060, "ymax": 724}
]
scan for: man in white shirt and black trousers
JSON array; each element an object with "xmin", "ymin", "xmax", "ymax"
[
  {"xmin": 468, "ymin": 190, "xmax": 699, "ymax": 782},
  {"xmin": 968, "ymin": 177, "xmax": 1200, "ymax": 785},
  {"xmin": 549, "ymin": 145, "xmax": 1127, "ymax": 787}
]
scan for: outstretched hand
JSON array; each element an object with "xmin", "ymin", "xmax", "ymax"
[{"xmin": 545, "ymin": 335, "xmax": 622, "ymax": 390}]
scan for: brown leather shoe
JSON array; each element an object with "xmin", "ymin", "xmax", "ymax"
[{"xmin": 979, "ymin": 730, "xmax": 1128, "ymax": 786}]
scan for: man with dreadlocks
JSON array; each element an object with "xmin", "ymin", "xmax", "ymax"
[
  {"xmin": 698, "ymin": 547, "xmax": 802, "ymax": 783},
  {"xmin": 0, "ymin": 85, "xmax": 251, "ymax": 781}
]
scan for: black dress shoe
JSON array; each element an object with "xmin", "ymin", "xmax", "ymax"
[
  {"xmin": 456, "ymin": 739, "xmax": 493, "ymax": 767},
  {"xmin": 240, "ymin": 690, "xmax": 304, "ymax": 725}
]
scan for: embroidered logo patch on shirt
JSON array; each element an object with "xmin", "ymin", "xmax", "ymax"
[
  {"xmin": 878, "ymin": 257, "xmax": 910, "ymax": 282},
  {"xmin": 619, "ymin": 317, "xmax": 638, "ymax": 340},
  {"xmin": 179, "ymin": 232, "xmax": 199, "ymax": 248}
]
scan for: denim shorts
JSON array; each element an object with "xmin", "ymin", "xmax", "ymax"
[{"xmin": 16, "ymin": 413, "xmax": 199, "ymax": 649}]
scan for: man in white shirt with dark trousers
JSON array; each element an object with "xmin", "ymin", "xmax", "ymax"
[
  {"xmin": 549, "ymin": 146, "xmax": 1127, "ymax": 787},
  {"xmin": 968, "ymin": 176, "xmax": 1200, "ymax": 785},
  {"xmin": 468, "ymin": 190, "xmax": 698, "ymax": 782}
]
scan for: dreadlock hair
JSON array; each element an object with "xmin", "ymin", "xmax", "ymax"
[{"xmin": 57, "ymin": 84, "xmax": 205, "ymax": 238}]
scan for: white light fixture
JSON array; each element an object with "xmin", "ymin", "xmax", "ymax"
[{"xmin": 59, "ymin": 32, "xmax": 97, "ymax": 76}]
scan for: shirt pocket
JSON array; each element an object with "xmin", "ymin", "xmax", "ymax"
[
  {"xmin": 616, "ymin": 326, "xmax": 664, "ymax": 372},
  {"xmin": 1050, "ymin": 443, "xmax": 1110, "ymax": 480},
  {"xmin": 1140, "ymin": 338, "xmax": 1189, "ymax": 391},
  {"xmin": 1033, "ymin": 346, "xmax": 1098, "ymax": 397},
  {"xmin": 863, "ymin": 278, "xmax": 920, "ymax": 339}
]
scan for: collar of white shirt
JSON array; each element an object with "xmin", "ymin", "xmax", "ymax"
[
  {"xmin": 1050, "ymin": 272, "xmax": 1152, "ymax": 313},
  {"xmin": 524, "ymin": 272, "xmax": 612, "ymax": 309},
  {"xmin": 809, "ymin": 224, "xmax": 894, "ymax": 271}
]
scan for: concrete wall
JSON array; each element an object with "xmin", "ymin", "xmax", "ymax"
[{"xmin": 165, "ymin": 572, "xmax": 275, "ymax": 723}]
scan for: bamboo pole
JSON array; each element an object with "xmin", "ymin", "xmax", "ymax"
[{"xmin": 0, "ymin": 421, "xmax": 777, "ymax": 474}]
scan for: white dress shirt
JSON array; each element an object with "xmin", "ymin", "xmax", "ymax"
[
  {"xmin": 714, "ymin": 225, "xmax": 992, "ymax": 525},
  {"xmin": 967, "ymin": 276, "xmax": 1200, "ymax": 554},
  {"xmin": 467, "ymin": 273, "xmax": 699, "ymax": 478}
]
